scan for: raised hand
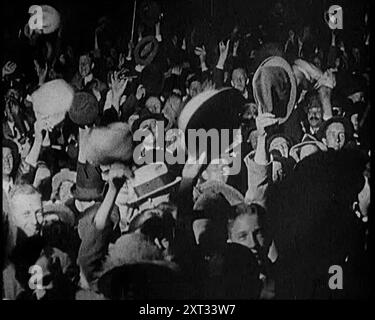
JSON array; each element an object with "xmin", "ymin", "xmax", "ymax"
[
  {"xmin": 136, "ymin": 84, "xmax": 146, "ymax": 101},
  {"xmin": 256, "ymin": 112, "xmax": 279, "ymax": 136},
  {"xmin": 219, "ymin": 40, "xmax": 230, "ymax": 61},
  {"xmin": 111, "ymin": 71, "xmax": 128, "ymax": 101},
  {"xmin": 2, "ymin": 61, "xmax": 17, "ymax": 78},
  {"xmin": 34, "ymin": 60, "xmax": 48, "ymax": 85},
  {"xmin": 194, "ymin": 46, "xmax": 207, "ymax": 64}
]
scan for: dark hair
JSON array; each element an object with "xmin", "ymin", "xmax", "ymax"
[
  {"xmin": 2, "ymin": 138, "xmax": 21, "ymax": 179},
  {"xmin": 227, "ymin": 203, "xmax": 266, "ymax": 236}
]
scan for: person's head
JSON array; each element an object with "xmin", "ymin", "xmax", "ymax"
[
  {"xmin": 231, "ymin": 68, "xmax": 248, "ymax": 94},
  {"xmin": 3, "ymin": 146, "xmax": 14, "ymax": 178},
  {"xmin": 227, "ymin": 203, "xmax": 268, "ymax": 255},
  {"xmin": 78, "ymin": 53, "xmax": 94, "ymax": 78},
  {"xmin": 9, "ymin": 184, "xmax": 43, "ymax": 237},
  {"xmin": 56, "ymin": 180, "xmax": 75, "ymax": 203},
  {"xmin": 129, "ymin": 207, "xmax": 176, "ymax": 257},
  {"xmin": 3, "ymin": 139, "xmax": 20, "ymax": 180},
  {"xmin": 145, "ymin": 96, "xmax": 162, "ymax": 114},
  {"xmin": 320, "ymin": 118, "xmax": 353, "ymax": 151},
  {"xmin": 187, "ymin": 75, "xmax": 202, "ymax": 98},
  {"xmin": 268, "ymin": 135, "xmax": 291, "ymax": 159},
  {"xmin": 162, "ymin": 94, "xmax": 183, "ymax": 129},
  {"xmin": 306, "ymin": 93, "xmax": 324, "ymax": 130}
]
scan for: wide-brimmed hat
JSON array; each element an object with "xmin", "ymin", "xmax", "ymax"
[
  {"xmin": 31, "ymin": 79, "xmax": 74, "ymax": 128},
  {"xmin": 51, "ymin": 168, "xmax": 77, "ymax": 198},
  {"xmin": 252, "ymin": 56, "xmax": 297, "ymax": 124},
  {"xmin": 127, "ymin": 162, "xmax": 181, "ymax": 206},
  {"xmin": 178, "ymin": 88, "xmax": 246, "ymax": 162},
  {"xmin": 71, "ymin": 162, "xmax": 105, "ymax": 201},
  {"xmin": 43, "ymin": 203, "xmax": 75, "ymax": 227},
  {"xmin": 134, "ymin": 36, "xmax": 159, "ymax": 66},
  {"xmin": 289, "ymin": 135, "xmax": 328, "ymax": 162}
]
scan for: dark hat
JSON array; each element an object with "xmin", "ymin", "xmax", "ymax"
[
  {"xmin": 252, "ymin": 56, "xmax": 297, "ymax": 124},
  {"xmin": 85, "ymin": 122, "xmax": 134, "ymax": 166},
  {"xmin": 68, "ymin": 92, "xmax": 99, "ymax": 127},
  {"xmin": 71, "ymin": 162, "xmax": 105, "ymax": 201},
  {"xmin": 339, "ymin": 74, "xmax": 368, "ymax": 98},
  {"xmin": 317, "ymin": 116, "xmax": 354, "ymax": 142},
  {"xmin": 140, "ymin": 63, "xmax": 165, "ymax": 96},
  {"xmin": 134, "ymin": 36, "xmax": 159, "ymax": 66},
  {"xmin": 178, "ymin": 88, "xmax": 246, "ymax": 160}
]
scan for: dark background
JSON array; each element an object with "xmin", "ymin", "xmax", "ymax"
[{"xmin": 1, "ymin": 0, "xmax": 369, "ymax": 53}]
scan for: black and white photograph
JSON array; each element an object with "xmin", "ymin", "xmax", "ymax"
[{"xmin": 1, "ymin": 0, "xmax": 372, "ymax": 304}]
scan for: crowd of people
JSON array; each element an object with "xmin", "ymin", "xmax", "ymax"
[{"xmin": 2, "ymin": 1, "xmax": 371, "ymax": 300}]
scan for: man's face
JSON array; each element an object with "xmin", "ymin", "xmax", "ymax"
[
  {"xmin": 269, "ymin": 137, "xmax": 289, "ymax": 158},
  {"xmin": 145, "ymin": 97, "xmax": 162, "ymax": 114},
  {"xmin": 189, "ymin": 81, "xmax": 202, "ymax": 98},
  {"xmin": 231, "ymin": 69, "xmax": 247, "ymax": 93},
  {"xmin": 324, "ymin": 122, "xmax": 346, "ymax": 150},
  {"xmin": 229, "ymin": 213, "xmax": 264, "ymax": 254},
  {"xmin": 3, "ymin": 147, "xmax": 14, "ymax": 176},
  {"xmin": 307, "ymin": 106, "xmax": 323, "ymax": 129},
  {"xmin": 79, "ymin": 55, "xmax": 93, "ymax": 78},
  {"xmin": 11, "ymin": 193, "xmax": 43, "ymax": 237}
]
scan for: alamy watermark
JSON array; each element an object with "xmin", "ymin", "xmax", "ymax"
[{"xmin": 132, "ymin": 120, "xmax": 242, "ymax": 176}]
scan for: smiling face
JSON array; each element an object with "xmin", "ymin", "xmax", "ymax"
[
  {"xmin": 229, "ymin": 213, "xmax": 264, "ymax": 254},
  {"xmin": 11, "ymin": 192, "xmax": 43, "ymax": 237},
  {"xmin": 307, "ymin": 106, "xmax": 323, "ymax": 129}
]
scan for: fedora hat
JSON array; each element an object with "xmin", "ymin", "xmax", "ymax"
[
  {"xmin": 134, "ymin": 36, "xmax": 159, "ymax": 66},
  {"xmin": 178, "ymin": 88, "xmax": 246, "ymax": 163},
  {"xmin": 126, "ymin": 162, "xmax": 181, "ymax": 206},
  {"xmin": 252, "ymin": 56, "xmax": 297, "ymax": 124}
]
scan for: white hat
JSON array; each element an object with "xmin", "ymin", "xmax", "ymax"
[{"xmin": 31, "ymin": 79, "xmax": 74, "ymax": 128}]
